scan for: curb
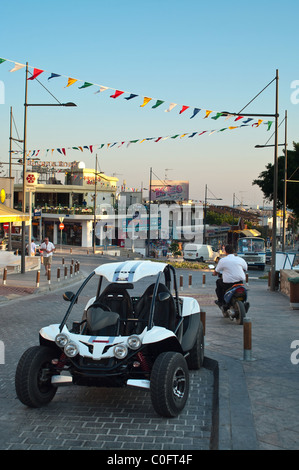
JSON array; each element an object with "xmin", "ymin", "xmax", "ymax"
[
  {"xmin": 206, "ymin": 351, "xmax": 259, "ymax": 450},
  {"xmin": 0, "ymin": 272, "xmax": 85, "ymax": 305}
]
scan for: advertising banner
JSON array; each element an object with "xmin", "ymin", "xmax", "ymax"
[{"xmin": 150, "ymin": 180, "xmax": 189, "ymax": 202}]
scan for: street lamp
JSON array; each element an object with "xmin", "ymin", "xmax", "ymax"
[
  {"xmin": 222, "ymin": 69, "xmax": 279, "ymax": 292},
  {"xmin": 21, "ymin": 62, "xmax": 77, "ymax": 273},
  {"xmin": 255, "ymin": 110, "xmax": 288, "ymax": 251}
]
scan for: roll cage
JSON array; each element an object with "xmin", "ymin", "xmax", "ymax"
[{"xmin": 59, "ymin": 261, "xmax": 182, "ymax": 335}]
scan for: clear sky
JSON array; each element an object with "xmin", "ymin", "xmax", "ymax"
[{"xmin": 0, "ymin": 0, "xmax": 298, "ymax": 207}]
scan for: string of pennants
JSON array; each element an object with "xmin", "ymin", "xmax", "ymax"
[
  {"xmin": 11, "ymin": 120, "xmax": 270, "ymax": 159},
  {"xmin": 0, "ymin": 56, "xmax": 275, "ymax": 126}
]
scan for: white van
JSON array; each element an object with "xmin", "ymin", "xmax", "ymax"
[{"xmin": 183, "ymin": 244, "xmax": 219, "ymax": 262}]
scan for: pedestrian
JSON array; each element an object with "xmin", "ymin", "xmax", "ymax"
[
  {"xmin": 40, "ymin": 237, "xmax": 55, "ymax": 276},
  {"xmin": 30, "ymin": 239, "xmax": 36, "ymax": 256}
]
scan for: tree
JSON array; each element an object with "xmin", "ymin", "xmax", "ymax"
[
  {"xmin": 169, "ymin": 241, "xmax": 181, "ymax": 257},
  {"xmin": 252, "ymin": 141, "xmax": 299, "ymax": 218}
]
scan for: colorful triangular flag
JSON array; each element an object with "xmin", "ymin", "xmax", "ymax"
[
  {"xmin": 179, "ymin": 105, "xmax": 189, "ymax": 115},
  {"xmin": 28, "ymin": 68, "xmax": 43, "ymax": 80},
  {"xmin": 65, "ymin": 77, "xmax": 78, "ymax": 88},
  {"xmin": 140, "ymin": 97, "xmax": 152, "ymax": 107},
  {"xmin": 190, "ymin": 108, "xmax": 201, "ymax": 119},
  {"xmin": 165, "ymin": 103, "xmax": 177, "ymax": 112},
  {"xmin": 9, "ymin": 62, "xmax": 25, "ymax": 72},
  {"xmin": 48, "ymin": 73, "xmax": 61, "ymax": 80},
  {"xmin": 124, "ymin": 93, "xmax": 139, "ymax": 100},
  {"xmin": 110, "ymin": 90, "xmax": 124, "ymax": 99},
  {"xmin": 78, "ymin": 82, "xmax": 93, "ymax": 89},
  {"xmin": 203, "ymin": 110, "xmax": 212, "ymax": 119},
  {"xmin": 152, "ymin": 99, "xmax": 164, "ymax": 109}
]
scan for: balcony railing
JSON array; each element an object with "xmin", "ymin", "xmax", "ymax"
[{"xmin": 41, "ymin": 206, "xmax": 94, "ymax": 215}]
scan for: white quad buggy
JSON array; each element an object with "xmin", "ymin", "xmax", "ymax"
[{"xmin": 15, "ymin": 261, "xmax": 204, "ymax": 417}]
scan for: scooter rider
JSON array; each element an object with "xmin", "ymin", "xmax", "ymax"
[{"xmin": 213, "ymin": 244, "xmax": 248, "ymax": 307}]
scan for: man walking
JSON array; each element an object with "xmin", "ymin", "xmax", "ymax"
[{"xmin": 40, "ymin": 237, "xmax": 55, "ymax": 276}]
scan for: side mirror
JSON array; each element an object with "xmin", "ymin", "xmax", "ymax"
[
  {"xmin": 158, "ymin": 292, "xmax": 171, "ymax": 302},
  {"xmin": 63, "ymin": 291, "xmax": 77, "ymax": 303}
]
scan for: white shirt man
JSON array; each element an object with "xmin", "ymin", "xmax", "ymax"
[
  {"xmin": 215, "ymin": 253, "xmax": 247, "ymax": 283},
  {"xmin": 213, "ymin": 244, "xmax": 247, "ymax": 305},
  {"xmin": 40, "ymin": 238, "xmax": 55, "ymax": 275}
]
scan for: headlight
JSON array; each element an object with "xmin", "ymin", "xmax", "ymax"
[
  {"xmin": 113, "ymin": 344, "xmax": 128, "ymax": 359},
  {"xmin": 127, "ymin": 335, "xmax": 142, "ymax": 350},
  {"xmin": 55, "ymin": 333, "xmax": 69, "ymax": 348},
  {"xmin": 64, "ymin": 342, "xmax": 79, "ymax": 358}
]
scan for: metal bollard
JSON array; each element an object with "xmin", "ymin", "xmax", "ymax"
[
  {"xmin": 246, "ymin": 273, "xmax": 249, "ymax": 286},
  {"xmin": 47, "ymin": 268, "xmax": 51, "ymax": 285},
  {"xmin": 180, "ymin": 275, "xmax": 183, "ymax": 291},
  {"xmin": 188, "ymin": 274, "xmax": 192, "ymax": 288},
  {"xmin": 36, "ymin": 270, "xmax": 40, "ymax": 288},
  {"xmin": 62, "ymin": 257, "xmax": 64, "ymax": 265},
  {"xmin": 70, "ymin": 248, "xmax": 72, "ymax": 254},
  {"xmin": 202, "ymin": 273, "xmax": 206, "ymax": 287},
  {"xmin": 70, "ymin": 264, "xmax": 73, "ymax": 278},
  {"xmin": 2, "ymin": 268, "xmax": 7, "ymax": 286},
  {"xmin": 57, "ymin": 267, "xmax": 60, "ymax": 282},
  {"xmin": 242, "ymin": 318, "xmax": 255, "ymax": 361},
  {"xmin": 64, "ymin": 266, "xmax": 68, "ymax": 280},
  {"xmin": 77, "ymin": 261, "xmax": 80, "ymax": 273}
]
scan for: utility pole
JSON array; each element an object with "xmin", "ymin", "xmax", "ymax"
[{"xmin": 21, "ymin": 63, "xmax": 28, "ymax": 274}]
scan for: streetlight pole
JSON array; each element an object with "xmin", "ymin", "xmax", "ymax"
[
  {"xmin": 21, "ymin": 63, "xmax": 29, "ymax": 273},
  {"xmin": 20, "ymin": 63, "xmax": 76, "ymax": 273},
  {"xmin": 282, "ymin": 110, "xmax": 288, "ymax": 251},
  {"xmin": 93, "ymin": 154, "xmax": 98, "ymax": 254},
  {"xmin": 271, "ymin": 69, "xmax": 279, "ymax": 291},
  {"xmin": 147, "ymin": 167, "xmax": 152, "ymax": 257},
  {"xmin": 223, "ymin": 69, "xmax": 279, "ymax": 291}
]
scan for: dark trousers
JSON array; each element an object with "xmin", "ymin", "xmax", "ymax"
[{"xmin": 216, "ymin": 278, "xmax": 243, "ymax": 304}]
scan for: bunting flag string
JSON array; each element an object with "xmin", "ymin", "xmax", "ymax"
[
  {"xmin": 11, "ymin": 119, "xmax": 271, "ymax": 159},
  {"xmin": 0, "ymin": 55, "xmax": 273, "ymax": 125}
]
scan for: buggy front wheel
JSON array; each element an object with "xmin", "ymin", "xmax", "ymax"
[
  {"xmin": 15, "ymin": 346, "xmax": 58, "ymax": 408},
  {"xmin": 150, "ymin": 352, "xmax": 189, "ymax": 417}
]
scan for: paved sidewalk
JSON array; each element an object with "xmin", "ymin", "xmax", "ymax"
[
  {"xmin": 1, "ymin": 247, "xmax": 299, "ymax": 450},
  {"xmin": 199, "ymin": 278, "xmax": 299, "ymax": 450}
]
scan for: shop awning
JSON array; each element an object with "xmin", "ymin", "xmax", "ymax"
[
  {"xmin": 0, "ymin": 205, "xmax": 30, "ymax": 223},
  {"xmin": 240, "ymin": 229, "xmax": 261, "ymax": 237}
]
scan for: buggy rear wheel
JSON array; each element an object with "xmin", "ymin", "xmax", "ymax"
[
  {"xmin": 15, "ymin": 346, "xmax": 58, "ymax": 408},
  {"xmin": 150, "ymin": 351, "xmax": 189, "ymax": 417}
]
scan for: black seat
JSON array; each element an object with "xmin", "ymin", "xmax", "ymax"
[
  {"xmin": 96, "ymin": 283, "xmax": 134, "ymax": 335},
  {"xmin": 134, "ymin": 283, "xmax": 177, "ymax": 333}
]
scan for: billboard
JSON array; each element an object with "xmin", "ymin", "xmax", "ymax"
[{"xmin": 150, "ymin": 180, "xmax": 189, "ymax": 202}]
